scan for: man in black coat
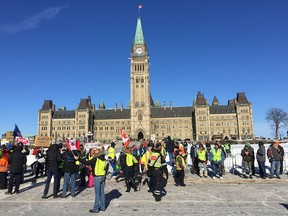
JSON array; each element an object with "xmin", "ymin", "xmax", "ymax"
[
  {"xmin": 5, "ymin": 144, "xmax": 27, "ymax": 194},
  {"xmin": 42, "ymin": 144, "xmax": 62, "ymax": 198},
  {"xmin": 165, "ymin": 136, "xmax": 175, "ymax": 167}
]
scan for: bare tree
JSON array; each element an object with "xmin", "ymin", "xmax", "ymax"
[{"xmin": 265, "ymin": 107, "xmax": 288, "ymax": 139}]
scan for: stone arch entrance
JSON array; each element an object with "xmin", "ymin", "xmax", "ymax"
[{"xmin": 138, "ymin": 131, "xmax": 144, "ymax": 140}]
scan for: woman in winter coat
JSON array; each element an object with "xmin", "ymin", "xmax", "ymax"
[{"xmin": 0, "ymin": 146, "xmax": 9, "ymax": 189}]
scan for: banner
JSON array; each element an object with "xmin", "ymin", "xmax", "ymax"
[
  {"xmin": 85, "ymin": 142, "xmax": 101, "ymax": 149},
  {"xmin": 16, "ymin": 137, "xmax": 29, "ymax": 145},
  {"xmin": 35, "ymin": 136, "xmax": 50, "ymax": 147}
]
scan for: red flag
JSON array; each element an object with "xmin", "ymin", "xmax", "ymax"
[
  {"xmin": 66, "ymin": 139, "xmax": 80, "ymax": 151},
  {"xmin": 120, "ymin": 128, "xmax": 130, "ymax": 147},
  {"xmin": 138, "ymin": 5, "xmax": 143, "ymax": 9}
]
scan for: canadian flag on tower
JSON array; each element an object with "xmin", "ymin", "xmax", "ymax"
[
  {"xmin": 66, "ymin": 139, "xmax": 80, "ymax": 151},
  {"xmin": 120, "ymin": 128, "xmax": 130, "ymax": 147}
]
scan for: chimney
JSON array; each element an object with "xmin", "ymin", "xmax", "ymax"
[
  {"xmin": 163, "ymin": 101, "xmax": 166, "ymax": 110},
  {"xmin": 170, "ymin": 101, "xmax": 172, "ymax": 110},
  {"xmin": 121, "ymin": 103, "xmax": 123, "ymax": 111},
  {"xmin": 114, "ymin": 103, "xmax": 117, "ymax": 111}
]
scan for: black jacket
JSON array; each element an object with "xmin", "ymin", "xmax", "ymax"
[
  {"xmin": 165, "ymin": 139, "xmax": 175, "ymax": 153},
  {"xmin": 46, "ymin": 144, "xmax": 62, "ymax": 170},
  {"xmin": 62, "ymin": 151, "xmax": 77, "ymax": 174},
  {"xmin": 9, "ymin": 146, "xmax": 27, "ymax": 173}
]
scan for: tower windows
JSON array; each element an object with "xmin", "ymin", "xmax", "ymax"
[{"xmin": 134, "ymin": 63, "xmax": 145, "ymax": 72}]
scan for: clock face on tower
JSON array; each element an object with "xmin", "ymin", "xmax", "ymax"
[{"xmin": 136, "ymin": 47, "xmax": 143, "ymax": 55}]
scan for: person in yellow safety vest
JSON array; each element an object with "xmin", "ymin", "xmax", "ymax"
[
  {"xmin": 210, "ymin": 142, "xmax": 225, "ymax": 180},
  {"xmin": 87, "ymin": 148, "xmax": 96, "ymax": 187},
  {"xmin": 141, "ymin": 147, "xmax": 152, "ymax": 173},
  {"xmin": 197, "ymin": 144, "xmax": 208, "ymax": 178},
  {"xmin": 108, "ymin": 142, "xmax": 116, "ymax": 160},
  {"xmin": 174, "ymin": 149, "xmax": 186, "ymax": 187},
  {"xmin": 108, "ymin": 142, "xmax": 116, "ymax": 171},
  {"xmin": 149, "ymin": 142, "xmax": 168, "ymax": 202},
  {"xmin": 224, "ymin": 142, "xmax": 231, "ymax": 157},
  {"xmin": 123, "ymin": 147, "xmax": 138, "ymax": 192},
  {"xmin": 74, "ymin": 147, "xmax": 107, "ymax": 213}
]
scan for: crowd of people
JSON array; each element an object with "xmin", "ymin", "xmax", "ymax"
[{"xmin": 0, "ymin": 137, "xmax": 286, "ymax": 213}]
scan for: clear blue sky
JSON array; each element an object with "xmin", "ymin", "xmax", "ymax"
[{"xmin": 0, "ymin": 0, "xmax": 287, "ymax": 138}]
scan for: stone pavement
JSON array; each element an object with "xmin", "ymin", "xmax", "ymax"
[{"xmin": 0, "ymin": 172, "xmax": 288, "ymax": 216}]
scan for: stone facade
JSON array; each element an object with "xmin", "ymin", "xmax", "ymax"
[{"xmin": 37, "ymin": 16, "xmax": 254, "ymax": 142}]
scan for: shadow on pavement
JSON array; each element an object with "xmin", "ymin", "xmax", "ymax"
[
  {"xmin": 106, "ymin": 189, "xmax": 122, "ymax": 208},
  {"xmin": 19, "ymin": 180, "xmax": 46, "ymax": 193},
  {"xmin": 279, "ymin": 203, "xmax": 288, "ymax": 210}
]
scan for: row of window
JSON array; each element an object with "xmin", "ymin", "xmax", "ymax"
[
  {"xmin": 53, "ymin": 120, "xmax": 75, "ymax": 124},
  {"xmin": 135, "ymin": 77, "xmax": 145, "ymax": 83},
  {"xmin": 95, "ymin": 126, "xmax": 130, "ymax": 131},
  {"xmin": 134, "ymin": 63, "xmax": 145, "ymax": 72},
  {"xmin": 52, "ymin": 126, "xmax": 74, "ymax": 131}
]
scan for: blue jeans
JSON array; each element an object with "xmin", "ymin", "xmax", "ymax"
[
  {"xmin": 43, "ymin": 169, "xmax": 59, "ymax": 196},
  {"xmin": 212, "ymin": 162, "xmax": 222, "ymax": 177},
  {"xmin": 62, "ymin": 172, "xmax": 76, "ymax": 197},
  {"xmin": 168, "ymin": 152, "xmax": 174, "ymax": 166},
  {"xmin": 258, "ymin": 161, "xmax": 266, "ymax": 178},
  {"xmin": 271, "ymin": 160, "xmax": 280, "ymax": 177},
  {"xmin": 93, "ymin": 176, "xmax": 105, "ymax": 212}
]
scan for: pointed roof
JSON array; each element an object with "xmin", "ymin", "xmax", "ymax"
[
  {"xmin": 41, "ymin": 100, "xmax": 53, "ymax": 111},
  {"xmin": 212, "ymin": 96, "xmax": 219, "ymax": 106},
  {"xmin": 99, "ymin": 100, "xmax": 105, "ymax": 109},
  {"xmin": 194, "ymin": 92, "xmax": 208, "ymax": 106},
  {"xmin": 236, "ymin": 92, "xmax": 249, "ymax": 104},
  {"xmin": 78, "ymin": 97, "xmax": 94, "ymax": 110},
  {"xmin": 134, "ymin": 18, "xmax": 145, "ymax": 45}
]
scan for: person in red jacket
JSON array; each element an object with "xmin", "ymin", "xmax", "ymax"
[{"xmin": 0, "ymin": 146, "xmax": 9, "ymax": 189}]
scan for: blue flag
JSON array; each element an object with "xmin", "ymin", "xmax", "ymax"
[{"xmin": 13, "ymin": 124, "xmax": 22, "ymax": 138}]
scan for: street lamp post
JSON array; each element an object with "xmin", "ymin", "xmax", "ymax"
[{"xmin": 87, "ymin": 131, "xmax": 93, "ymax": 143}]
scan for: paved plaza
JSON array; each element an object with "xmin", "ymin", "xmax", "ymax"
[{"xmin": 0, "ymin": 172, "xmax": 288, "ymax": 216}]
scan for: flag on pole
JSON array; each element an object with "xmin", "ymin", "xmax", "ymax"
[
  {"xmin": 138, "ymin": 5, "xmax": 143, "ymax": 9},
  {"xmin": 66, "ymin": 139, "xmax": 80, "ymax": 151},
  {"xmin": 13, "ymin": 124, "xmax": 22, "ymax": 138},
  {"xmin": 120, "ymin": 128, "xmax": 130, "ymax": 147}
]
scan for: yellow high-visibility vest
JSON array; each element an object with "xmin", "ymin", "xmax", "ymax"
[
  {"xmin": 197, "ymin": 150, "xmax": 206, "ymax": 161},
  {"xmin": 108, "ymin": 147, "xmax": 115, "ymax": 159},
  {"xmin": 94, "ymin": 158, "xmax": 106, "ymax": 176},
  {"xmin": 126, "ymin": 153, "xmax": 138, "ymax": 167},
  {"xmin": 176, "ymin": 155, "xmax": 186, "ymax": 170},
  {"xmin": 211, "ymin": 148, "xmax": 222, "ymax": 162}
]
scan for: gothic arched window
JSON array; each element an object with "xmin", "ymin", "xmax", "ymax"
[{"xmin": 138, "ymin": 114, "xmax": 143, "ymax": 121}]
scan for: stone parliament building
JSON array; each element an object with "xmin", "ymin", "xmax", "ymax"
[{"xmin": 38, "ymin": 16, "xmax": 254, "ymax": 142}]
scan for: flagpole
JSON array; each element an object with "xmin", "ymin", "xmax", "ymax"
[{"xmin": 138, "ymin": 5, "xmax": 142, "ymax": 18}]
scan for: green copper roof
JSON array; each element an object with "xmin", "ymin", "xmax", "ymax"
[
  {"xmin": 99, "ymin": 100, "xmax": 105, "ymax": 109},
  {"xmin": 134, "ymin": 18, "xmax": 145, "ymax": 45}
]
